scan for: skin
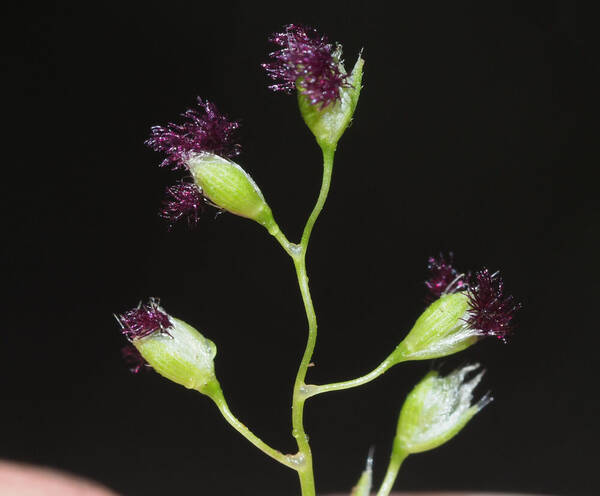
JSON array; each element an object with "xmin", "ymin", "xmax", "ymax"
[
  {"xmin": 0, "ymin": 464, "xmax": 526, "ymax": 496},
  {"xmin": 0, "ymin": 461, "xmax": 118, "ymax": 496}
]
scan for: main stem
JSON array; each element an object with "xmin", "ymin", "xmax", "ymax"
[{"xmin": 290, "ymin": 145, "xmax": 335, "ymax": 496}]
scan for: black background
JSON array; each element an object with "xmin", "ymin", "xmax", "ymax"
[{"xmin": 4, "ymin": 1, "xmax": 599, "ymax": 495}]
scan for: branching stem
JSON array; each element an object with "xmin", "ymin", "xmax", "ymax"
[
  {"xmin": 288, "ymin": 144, "xmax": 335, "ymax": 496},
  {"xmin": 217, "ymin": 142, "xmax": 405, "ymax": 495},
  {"xmin": 266, "ymin": 145, "xmax": 335, "ymax": 495},
  {"xmin": 210, "ymin": 145, "xmax": 336, "ymax": 494}
]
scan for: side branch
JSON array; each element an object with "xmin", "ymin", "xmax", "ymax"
[
  {"xmin": 207, "ymin": 385, "xmax": 298, "ymax": 470},
  {"xmin": 270, "ymin": 223, "xmax": 300, "ymax": 259},
  {"xmin": 304, "ymin": 354, "xmax": 399, "ymax": 398},
  {"xmin": 376, "ymin": 441, "xmax": 408, "ymax": 496}
]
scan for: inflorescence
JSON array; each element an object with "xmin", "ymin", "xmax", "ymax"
[
  {"xmin": 121, "ymin": 344, "xmax": 149, "ymax": 374},
  {"xmin": 160, "ymin": 181, "xmax": 208, "ymax": 229},
  {"xmin": 466, "ymin": 269, "xmax": 521, "ymax": 341},
  {"xmin": 116, "ymin": 24, "xmax": 521, "ymax": 496},
  {"xmin": 425, "ymin": 253, "xmax": 468, "ymax": 300},
  {"xmin": 145, "ymin": 98, "xmax": 241, "ymax": 227},
  {"xmin": 262, "ymin": 24, "xmax": 349, "ymax": 108},
  {"xmin": 145, "ymin": 98, "xmax": 241, "ymax": 169},
  {"xmin": 117, "ymin": 298, "xmax": 173, "ymax": 341},
  {"xmin": 426, "ymin": 254, "xmax": 520, "ymax": 340}
]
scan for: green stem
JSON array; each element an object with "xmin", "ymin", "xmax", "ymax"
[
  {"xmin": 290, "ymin": 256, "xmax": 317, "ymax": 495},
  {"xmin": 376, "ymin": 442, "xmax": 408, "ymax": 496},
  {"xmin": 207, "ymin": 384, "xmax": 298, "ymax": 470},
  {"xmin": 304, "ymin": 353, "xmax": 400, "ymax": 398},
  {"xmin": 301, "ymin": 146, "xmax": 335, "ymax": 248},
  {"xmin": 287, "ymin": 145, "xmax": 336, "ymax": 496},
  {"xmin": 269, "ymin": 223, "xmax": 299, "ymax": 259}
]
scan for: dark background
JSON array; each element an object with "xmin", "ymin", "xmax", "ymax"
[{"xmin": 3, "ymin": 1, "xmax": 599, "ymax": 495}]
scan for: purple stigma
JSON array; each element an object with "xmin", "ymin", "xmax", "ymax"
[
  {"xmin": 425, "ymin": 253, "xmax": 467, "ymax": 300},
  {"xmin": 145, "ymin": 98, "xmax": 241, "ymax": 169},
  {"xmin": 117, "ymin": 298, "xmax": 172, "ymax": 340},
  {"xmin": 121, "ymin": 344, "xmax": 150, "ymax": 374},
  {"xmin": 467, "ymin": 269, "xmax": 520, "ymax": 340},
  {"xmin": 262, "ymin": 24, "xmax": 349, "ymax": 108},
  {"xmin": 160, "ymin": 181, "xmax": 207, "ymax": 229}
]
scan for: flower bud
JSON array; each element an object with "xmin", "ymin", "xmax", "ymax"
[
  {"xmin": 117, "ymin": 299, "xmax": 218, "ymax": 394},
  {"xmin": 395, "ymin": 364, "xmax": 490, "ymax": 454},
  {"xmin": 298, "ymin": 54, "xmax": 364, "ymax": 148},
  {"xmin": 391, "ymin": 255, "xmax": 520, "ymax": 362},
  {"xmin": 262, "ymin": 25, "xmax": 364, "ymax": 148},
  {"xmin": 393, "ymin": 292, "xmax": 477, "ymax": 361},
  {"xmin": 134, "ymin": 317, "xmax": 218, "ymax": 393},
  {"xmin": 145, "ymin": 98, "xmax": 281, "ymax": 232},
  {"xmin": 187, "ymin": 153, "xmax": 277, "ymax": 232}
]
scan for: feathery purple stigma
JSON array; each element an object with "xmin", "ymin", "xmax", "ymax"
[
  {"xmin": 121, "ymin": 344, "xmax": 149, "ymax": 374},
  {"xmin": 262, "ymin": 24, "xmax": 348, "ymax": 108},
  {"xmin": 425, "ymin": 253, "xmax": 467, "ymax": 300},
  {"xmin": 160, "ymin": 181, "xmax": 207, "ymax": 229},
  {"xmin": 467, "ymin": 269, "xmax": 520, "ymax": 340},
  {"xmin": 145, "ymin": 98, "xmax": 241, "ymax": 169},
  {"xmin": 117, "ymin": 298, "xmax": 172, "ymax": 340}
]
